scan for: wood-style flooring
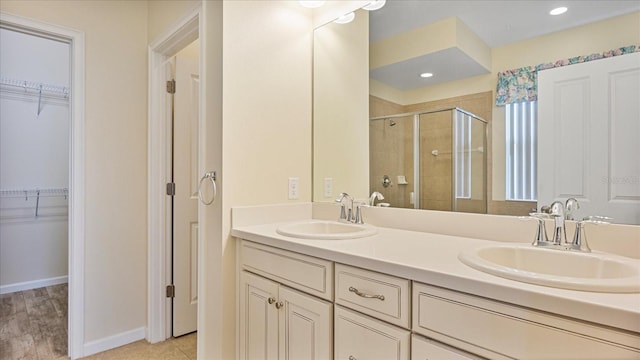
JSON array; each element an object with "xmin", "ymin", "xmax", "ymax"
[
  {"xmin": 1, "ymin": 284, "xmax": 68, "ymax": 359},
  {"xmin": 0, "ymin": 284, "xmax": 197, "ymax": 359}
]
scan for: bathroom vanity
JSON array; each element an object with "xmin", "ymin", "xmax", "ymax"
[{"xmin": 232, "ymin": 204, "xmax": 640, "ymax": 359}]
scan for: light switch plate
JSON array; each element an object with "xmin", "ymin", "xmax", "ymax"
[
  {"xmin": 288, "ymin": 177, "xmax": 299, "ymax": 200},
  {"xmin": 324, "ymin": 177, "xmax": 333, "ymax": 197}
]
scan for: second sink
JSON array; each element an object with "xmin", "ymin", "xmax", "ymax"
[
  {"xmin": 276, "ymin": 220, "xmax": 377, "ymax": 240},
  {"xmin": 459, "ymin": 244, "xmax": 640, "ymax": 293}
]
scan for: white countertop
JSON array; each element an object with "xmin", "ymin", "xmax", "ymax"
[{"xmin": 232, "ymin": 222, "xmax": 640, "ymax": 333}]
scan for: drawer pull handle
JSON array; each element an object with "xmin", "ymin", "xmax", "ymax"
[{"xmin": 349, "ymin": 286, "xmax": 385, "ymax": 301}]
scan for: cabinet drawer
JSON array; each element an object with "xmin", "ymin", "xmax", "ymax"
[
  {"xmin": 412, "ymin": 334, "xmax": 482, "ymax": 360},
  {"xmin": 335, "ymin": 263, "xmax": 410, "ymax": 328},
  {"xmin": 413, "ymin": 282, "xmax": 640, "ymax": 360},
  {"xmin": 240, "ymin": 240, "xmax": 333, "ymax": 300},
  {"xmin": 335, "ymin": 305, "xmax": 410, "ymax": 360}
]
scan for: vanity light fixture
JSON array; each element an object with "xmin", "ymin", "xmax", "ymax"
[
  {"xmin": 363, "ymin": 0, "xmax": 386, "ymax": 11},
  {"xmin": 299, "ymin": 0, "xmax": 324, "ymax": 8},
  {"xmin": 334, "ymin": 12, "xmax": 356, "ymax": 24},
  {"xmin": 420, "ymin": 72, "xmax": 434, "ymax": 78},
  {"xmin": 549, "ymin": 6, "xmax": 568, "ymax": 15}
]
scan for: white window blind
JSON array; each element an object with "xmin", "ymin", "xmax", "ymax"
[
  {"xmin": 455, "ymin": 112, "xmax": 471, "ymax": 199},
  {"xmin": 506, "ymin": 101, "xmax": 537, "ymax": 201}
]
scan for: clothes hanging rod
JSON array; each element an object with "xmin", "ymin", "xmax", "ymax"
[{"xmin": 0, "ymin": 76, "xmax": 69, "ymax": 97}]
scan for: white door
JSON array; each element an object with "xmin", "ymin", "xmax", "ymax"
[
  {"xmin": 172, "ymin": 49, "xmax": 200, "ymax": 336},
  {"xmin": 538, "ymin": 52, "xmax": 640, "ymax": 224},
  {"xmin": 239, "ymin": 271, "xmax": 279, "ymax": 360},
  {"xmin": 278, "ymin": 286, "xmax": 332, "ymax": 360}
]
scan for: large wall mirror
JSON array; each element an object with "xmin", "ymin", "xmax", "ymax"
[{"xmin": 313, "ymin": 1, "xmax": 640, "ymax": 224}]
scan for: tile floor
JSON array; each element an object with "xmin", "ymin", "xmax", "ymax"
[{"xmin": 0, "ymin": 284, "xmax": 196, "ymax": 360}]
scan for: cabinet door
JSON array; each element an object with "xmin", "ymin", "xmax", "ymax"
[
  {"xmin": 411, "ymin": 334, "xmax": 481, "ymax": 360},
  {"xmin": 278, "ymin": 286, "xmax": 333, "ymax": 360},
  {"xmin": 240, "ymin": 271, "xmax": 279, "ymax": 360},
  {"xmin": 335, "ymin": 306, "xmax": 410, "ymax": 360}
]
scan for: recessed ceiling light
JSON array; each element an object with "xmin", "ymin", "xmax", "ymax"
[
  {"xmin": 420, "ymin": 72, "xmax": 433, "ymax": 78},
  {"xmin": 363, "ymin": 0, "xmax": 386, "ymax": 11},
  {"xmin": 549, "ymin": 7, "xmax": 568, "ymax": 15},
  {"xmin": 299, "ymin": 1, "xmax": 324, "ymax": 8},
  {"xmin": 334, "ymin": 12, "xmax": 355, "ymax": 24}
]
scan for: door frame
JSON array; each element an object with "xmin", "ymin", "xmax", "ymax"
[
  {"xmin": 147, "ymin": 5, "xmax": 201, "ymax": 343},
  {"xmin": 0, "ymin": 12, "xmax": 86, "ymax": 359}
]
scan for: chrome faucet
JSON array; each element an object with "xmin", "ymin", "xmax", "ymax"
[
  {"xmin": 335, "ymin": 192, "xmax": 365, "ymax": 224},
  {"xmin": 549, "ymin": 201, "xmax": 567, "ymax": 245},
  {"xmin": 565, "ymin": 197, "xmax": 580, "ymax": 220},
  {"xmin": 369, "ymin": 191, "xmax": 384, "ymax": 206},
  {"xmin": 335, "ymin": 192, "xmax": 354, "ymax": 222},
  {"xmin": 528, "ymin": 198, "xmax": 610, "ymax": 252}
]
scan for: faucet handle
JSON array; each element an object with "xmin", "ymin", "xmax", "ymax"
[
  {"xmin": 353, "ymin": 201, "xmax": 366, "ymax": 224},
  {"xmin": 571, "ymin": 216, "xmax": 612, "ymax": 252},
  {"xmin": 338, "ymin": 203, "xmax": 347, "ymax": 221},
  {"xmin": 521, "ymin": 213, "xmax": 550, "ymax": 246}
]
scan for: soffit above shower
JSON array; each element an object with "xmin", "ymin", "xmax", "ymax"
[{"xmin": 369, "ymin": 17, "xmax": 491, "ymax": 91}]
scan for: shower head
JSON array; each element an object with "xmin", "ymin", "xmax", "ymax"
[{"xmin": 389, "ymin": 119, "xmax": 396, "ymax": 127}]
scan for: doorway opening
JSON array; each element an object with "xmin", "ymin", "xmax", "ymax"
[{"xmin": 0, "ymin": 11, "xmax": 85, "ymax": 359}]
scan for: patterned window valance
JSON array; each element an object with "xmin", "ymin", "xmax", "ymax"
[{"xmin": 496, "ymin": 45, "xmax": 639, "ymax": 106}]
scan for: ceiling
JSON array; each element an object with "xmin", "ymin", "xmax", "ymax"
[{"xmin": 368, "ymin": 0, "xmax": 640, "ymax": 90}]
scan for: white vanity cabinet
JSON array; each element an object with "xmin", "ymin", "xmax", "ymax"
[
  {"xmin": 335, "ymin": 305, "xmax": 410, "ymax": 360},
  {"xmin": 412, "ymin": 282, "xmax": 640, "ymax": 359},
  {"xmin": 411, "ymin": 334, "xmax": 482, "ymax": 360},
  {"xmin": 239, "ymin": 271, "xmax": 333, "ymax": 360},
  {"xmin": 237, "ymin": 238, "xmax": 640, "ymax": 360},
  {"xmin": 334, "ymin": 264, "xmax": 411, "ymax": 360},
  {"xmin": 238, "ymin": 241, "xmax": 334, "ymax": 360}
]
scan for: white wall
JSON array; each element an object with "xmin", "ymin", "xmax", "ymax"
[
  {"xmin": 1, "ymin": 0, "xmax": 149, "ymax": 346},
  {"xmin": 0, "ymin": 28, "xmax": 69, "ymax": 291}
]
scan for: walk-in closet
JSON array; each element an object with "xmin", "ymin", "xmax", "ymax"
[{"xmin": 0, "ymin": 26, "xmax": 70, "ymax": 359}]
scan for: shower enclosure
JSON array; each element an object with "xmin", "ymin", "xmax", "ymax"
[{"xmin": 369, "ymin": 108, "xmax": 487, "ymax": 213}]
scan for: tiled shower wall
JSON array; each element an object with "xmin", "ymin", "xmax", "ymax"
[{"xmin": 370, "ymin": 91, "xmax": 534, "ymax": 215}]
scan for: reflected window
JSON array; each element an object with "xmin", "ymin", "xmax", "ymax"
[{"xmin": 506, "ymin": 101, "xmax": 537, "ymax": 201}]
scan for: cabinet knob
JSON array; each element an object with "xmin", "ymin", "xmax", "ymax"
[
  {"xmin": 348, "ymin": 356, "xmax": 357, "ymax": 360},
  {"xmin": 268, "ymin": 297, "xmax": 276, "ymax": 304},
  {"xmin": 275, "ymin": 301, "xmax": 284, "ymax": 309}
]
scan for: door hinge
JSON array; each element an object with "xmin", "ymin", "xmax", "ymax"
[
  {"xmin": 166, "ymin": 79, "xmax": 176, "ymax": 94},
  {"xmin": 166, "ymin": 182, "xmax": 175, "ymax": 196},
  {"xmin": 166, "ymin": 284, "xmax": 175, "ymax": 298}
]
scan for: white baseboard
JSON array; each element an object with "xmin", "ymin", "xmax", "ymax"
[
  {"xmin": 83, "ymin": 327, "xmax": 146, "ymax": 357},
  {"xmin": 0, "ymin": 275, "xmax": 68, "ymax": 294}
]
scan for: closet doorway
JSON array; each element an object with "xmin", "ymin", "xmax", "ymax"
[
  {"xmin": 0, "ymin": 27, "xmax": 70, "ymax": 358},
  {"xmin": 0, "ymin": 12, "xmax": 84, "ymax": 359}
]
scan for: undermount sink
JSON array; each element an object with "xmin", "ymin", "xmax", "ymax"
[
  {"xmin": 276, "ymin": 220, "xmax": 377, "ymax": 240},
  {"xmin": 459, "ymin": 244, "xmax": 640, "ymax": 293}
]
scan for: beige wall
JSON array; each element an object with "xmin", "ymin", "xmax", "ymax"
[
  {"xmin": 314, "ymin": 9, "xmax": 369, "ymax": 201},
  {"xmin": 0, "ymin": 0, "xmax": 149, "ymax": 344},
  {"xmin": 147, "ymin": 0, "xmax": 200, "ymax": 43},
  {"xmin": 220, "ymin": 1, "xmax": 313, "ymax": 358}
]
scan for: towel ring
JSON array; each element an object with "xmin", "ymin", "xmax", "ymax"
[{"xmin": 198, "ymin": 171, "xmax": 217, "ymax": 205}]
